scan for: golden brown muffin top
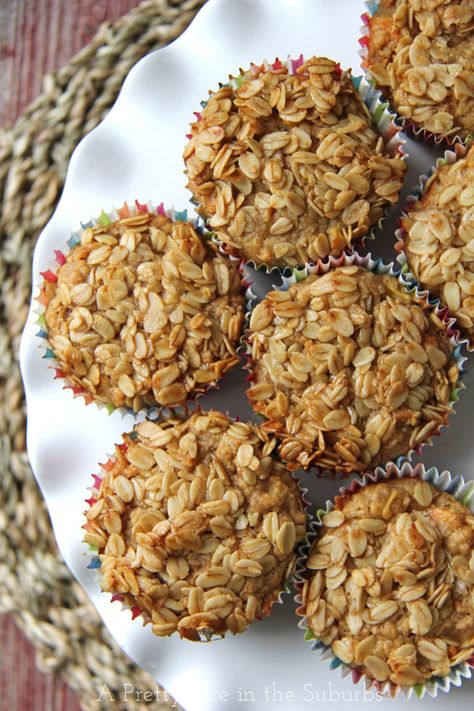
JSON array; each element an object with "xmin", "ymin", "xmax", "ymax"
[
  {"xmin": 365, "ymin": 0, "xmax": 474, "ymax": 139},
  {"xmin": 44, "ymin": 212, "xmax": 244, "ymax": 411},
  {"xmin": 184, "ymin": 56, "xmax": 406, "ymax": 268},
  {"xmin": 84, "ymin": 411, "xmax": 306, "ymax": 640},
  {"xmin": 247, "ymin": 266, "xmax": 458, "ymax": 472},
  {"xmin": 301, "ymin": 477, "xmax": 474, "ymax": 685},
  {"xmin": 401, "ymin": 145, "xmax": 474, "ymax": 345}
]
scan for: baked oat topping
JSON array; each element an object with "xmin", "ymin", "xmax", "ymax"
[
  {"xmin": 301, "ymin": 478, "xmax": 474, "ymax": 685},
  {"xmin": 184, "ymin": 56, "xmax": 406, "ymax": 268},
  {"xmin": 247, "ymin": 266, "xmax": 459, "ymax": 473},
  {"xmin": 365, "ymin": 0, "xmax": 474, "ymax": 139},
  {"xmin": 83, "ymin": 411, "xmax": 306, "ymax": 640},
  {"xmin": 44, "ymin": 212, "xmax": 245, "ymax": 411},
  {"xmin": 401, "ymin": 145, "xmax": 474, "ymax": 345}
]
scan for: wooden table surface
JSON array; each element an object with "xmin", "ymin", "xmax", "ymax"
[
  {"xmin": 0, "ymin": 0, "xmax": 143, "ymax": 127},
  {"xmin": 0, "ymin": 1, "xmax": 142, "ymax": 708}
]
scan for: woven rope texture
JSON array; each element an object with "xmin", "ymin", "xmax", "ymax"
[{"xmin": 0, "ymin": 1, "xmax": 207, "ymax": 708}]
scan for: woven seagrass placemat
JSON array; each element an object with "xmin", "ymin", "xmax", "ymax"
[{"xmin": 0, "ymin": 2, "xmax": 207, "ymax": 708}]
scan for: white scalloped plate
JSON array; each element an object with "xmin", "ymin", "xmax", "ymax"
[{"xmin": 19, "ymin": 0, "xmax": 474, "ymax": 709}]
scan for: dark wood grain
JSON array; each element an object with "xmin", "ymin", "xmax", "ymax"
[{"xmin": 0, "ymin": 2, "xmax": 143, "ymax": 708}]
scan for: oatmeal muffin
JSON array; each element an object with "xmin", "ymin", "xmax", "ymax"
[
  {"xmin": 401, "ymin": 145, "xmax": 474, "ymax": 345},
  {"xmin": 364, "ymin": 0, "xmax": 474, "ymax": 140},
  {"xmin": 44, "ymin": 210, "xmax": 245, "ymax": 411},
  {"xmin": 184, "ymin": 56, "xmax": 406, "ymax": 268},
  {"xmin": 83, "ymin": 411, "xmax": 306, "ymax": 641},
  {"xmin": 300, "ymin": 476, "xmax": 474, "ymax": 686},
  {"xmin": 247, "ymin": 264, "xmax": 460, "ymax": 473}
]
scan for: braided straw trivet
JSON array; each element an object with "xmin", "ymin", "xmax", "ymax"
[{"xmin": 0, "ymin": 2, "xmax": 207, "ymax": 708}]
